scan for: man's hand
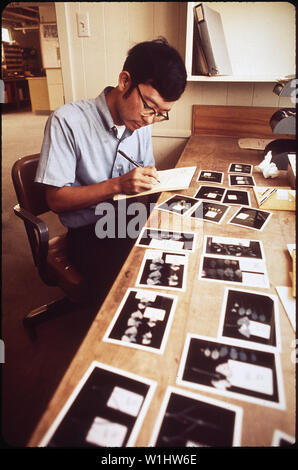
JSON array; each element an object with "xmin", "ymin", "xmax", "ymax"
[
  {"xmin": 45, "ymin": 166, "xmax": 160, "ymax": 213},
  {"xmin": 119, "ymin": 165, "xmax": 159, "ymax": 194}
]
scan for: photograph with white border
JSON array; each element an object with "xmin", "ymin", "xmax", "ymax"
[
  {"xmin": 222, "ymin": 189, "xmax": 251, "ymax": 206},
  {"xmin": 198, "ymin": 255, "xmax": 270, "ymax": 289},
  {"xmin": 149, "ymin": 386, "xmax": 243, "ymax": 447},
  {"xmin": 103, "ymin": 288, "xmax": 178, "ymax": 354},
  {"xmin": 136, "ymin": 249, "xmax": 189, "ymax": 292},
  {"xmin": 217, "ymin": 287, "xmax": 281, "ymax": 352},
  {"xmin": 227, "ymin": 206, "xmax": 272, "ymax": 231},
  {"xmin": 38, "ymin": 361, "xmax": 157, "ymax": 447},
  {"xmin": 188, "ymin": 201, "xmax": 231, "ymax": 224},
  {"xmin": 155, "ymin": 194, "xmax": 200, "ymax": 217},
  {"xmin": 229, "ymin": 174, "xmax": 256, "ymax": 187},
  {"xmin": 197, "ymin": 170, "xmax": 224, "ymax": 184},
  {"xmin": 228, "ymin": 163, "xmax": 253, "ymax": 175},
  {"xmin": 272, "ymin": 429, "xmax": 295, "ymax": 446},
  {"xmin": 136, "ymin": 227, "xmax": 197, "ymax": 253},
  {"xmin": 177, "ymin": 334, "xmax": 285, "ymax": 409},
  {"xmin": 193, "ymin": 185, "xmax": 226, "ymax": 202},
  {"xmin": 203, "ymin": 235, "xmax": 265, "ymax": 260}
]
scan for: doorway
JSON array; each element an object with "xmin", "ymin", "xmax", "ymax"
[{"xmin": 2, "ymin": 2, "xmax": 64, "ymax": 114}]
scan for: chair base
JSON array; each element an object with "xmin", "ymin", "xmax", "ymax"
[{"xmin": 23, "ymin": 297, "xmax": 86, "ymax": 339}]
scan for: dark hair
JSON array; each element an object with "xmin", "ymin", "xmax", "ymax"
[{"xmin": 122, "ymin": 37, "xmax": 187, "ymax": 102}]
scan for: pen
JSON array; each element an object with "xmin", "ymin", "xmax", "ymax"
[
  {"xmin": 117, "ymin": 149, "xmax": 160, "ymax": 183},
  {"xmin": 259, "ymin": 188, "xmax": 276, "ymax": 206}
]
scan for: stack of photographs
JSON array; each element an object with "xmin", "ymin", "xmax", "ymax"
[
  {"xmin": 39, "ymin": 362, "xmax": 156, "ymax": 447},
  {"xmin": 177, "ymin": 334, "xmax": 285, "ymax": 409},
  {"xmin": 136, "ymin": 249, "xmax": 188, "ymax": 292},
  {"xmin": 103, "ymin": 288, "xmax": 178, "ymax": 354},
  {"xmin": 149, "ymin": 386, "xmax": 243, "ymax": 447},
  {"xmin": 198, "ymin": 235, "xmax": 269, "ymax": 288},
  {"xmin": 136, "ymin": 227, "xmax": 197, "ymax": 253}
]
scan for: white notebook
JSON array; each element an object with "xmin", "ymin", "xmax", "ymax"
[{"xmin": 114, "ymin": 166, "xmax": 197, "ymax": 200}]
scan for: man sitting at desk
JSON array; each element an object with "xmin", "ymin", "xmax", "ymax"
[{"xmin": 35, "ymin": 37, "xmax": 187, "ymax": 307}]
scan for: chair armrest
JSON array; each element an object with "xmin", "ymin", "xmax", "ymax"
[{"xmin": 13, "ymin": 204, "xmax": 49, "ymax": 269}]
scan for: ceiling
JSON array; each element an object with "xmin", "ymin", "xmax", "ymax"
[{"xmin": 2, "ymin": 2, "xmax": 43, "ymax": 28}]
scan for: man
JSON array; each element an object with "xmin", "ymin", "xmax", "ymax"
[{"xmin": 35, "ymin": 37, "xmax": 187, "ymax": 306}]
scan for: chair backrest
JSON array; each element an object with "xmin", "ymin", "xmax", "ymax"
[{"xmin": 11, "ymin": 153, "xmax": 49, "ymax": 216}]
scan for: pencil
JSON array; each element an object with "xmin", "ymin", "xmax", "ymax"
[{"xmin": 118, "ymin": 149, "xmax": 160, "ymax": 183}]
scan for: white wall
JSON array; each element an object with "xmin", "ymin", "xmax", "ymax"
[{"xmin": 55, "ymin": 2, "xmax": 294, "ymax": 169}]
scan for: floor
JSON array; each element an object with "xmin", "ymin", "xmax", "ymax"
[{"xmin": 1, "ymin": 108, "xmax": 99, "ymax": 447}]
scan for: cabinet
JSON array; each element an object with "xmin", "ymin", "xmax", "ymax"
[
  {"xmin": 27, "ymin": 77, "xmax": 50, "ymax": 113},
  {"xmin": 46, "ymin": 68, "xmax": 64, "ymax": 110},
  {"xmin": 185, "ymin": 2, "xmax": 296, "ymax": 82}
]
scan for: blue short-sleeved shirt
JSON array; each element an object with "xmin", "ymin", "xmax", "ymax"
[{"xmin": 35, "ymin": 87, "xmax": 155, "ymax": 228}]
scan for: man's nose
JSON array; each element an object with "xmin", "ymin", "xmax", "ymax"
[{"xmin": 142, "ymin": 114, "xmax": 155, "ymax": 124}]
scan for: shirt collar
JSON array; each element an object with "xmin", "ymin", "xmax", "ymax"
[{"xmin": 95, "ymin": 87, "xmax": 133, "ymax": 139}]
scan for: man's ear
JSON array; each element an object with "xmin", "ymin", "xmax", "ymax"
[{"xmin": 118, "ymin": 71, "xmax": 131, "ymax": 91}]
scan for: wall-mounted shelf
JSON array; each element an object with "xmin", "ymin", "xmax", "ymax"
[{"xmin": 185, "ymin": 2, "xmax": 295, "ymax": 83}]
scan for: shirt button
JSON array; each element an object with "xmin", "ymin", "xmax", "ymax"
[{"xmin": 116, "ymin": 164, "xmax": 123, "ymax": 175}]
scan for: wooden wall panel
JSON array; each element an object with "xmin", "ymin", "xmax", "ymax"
[{"xmin": 192, "ymin": 104, "xmax": 294, "ymax": 138}]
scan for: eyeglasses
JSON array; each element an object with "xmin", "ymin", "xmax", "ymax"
[{"xmin": 136, "ymin": 85, "xmax": 169, "ymax": 122}]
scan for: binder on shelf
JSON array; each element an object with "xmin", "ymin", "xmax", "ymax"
[
  {"xmin": 193, "ymin": 3, "xmax": 232, "ymax": 76},
  {"xmin": 253, "ymin": 186, "xmax": 296, "ymax": 211},
  {"xmin": 192, "ymin": 17, "xmax": 210, "ymax": 76}
]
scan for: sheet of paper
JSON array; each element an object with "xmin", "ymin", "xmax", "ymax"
[
  {"xmin": 276, "ymin": 286, "xmax": 296, "ymax": 331},
  {"xmin": 114, "ymin": 166, "xmax": 196, "ymax": 200}
]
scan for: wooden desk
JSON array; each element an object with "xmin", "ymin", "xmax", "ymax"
[{"xmin": 28, "ymin": 136, "xmax": 295, "ymax": 447}]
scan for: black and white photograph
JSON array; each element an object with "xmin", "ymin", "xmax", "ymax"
[
  {"xmin": 136, "ymin": 227, "xmax": 197, "ymax": 252},
  {"xmin": 229, "ymin": 175, "xmax": 255, "ymax": 187},
  {"xmin": 149, "ymin": 386, "xmax": 243, "ymax": 447},
  {"xmin": 197, "ymin": 170, "xmax": 224, "ymax": 184},
  {"xmin": 193, "ymin": 185, "xmax": 226, "ymax": 202},
  {"xmin": 39, "ymin": 361, "xmax": 156, "ymax": 447},
  {"xmin": 222, "ymin": 189, "xmax": 251, "ymax": 206},
  {"xmin": 188, "ymin": 201, "xmax": 230, "ymax": 224},
  {"xmin": 272, "ymin": 429, "xmax": 295, "ymax": 446},
  {"xmin": 198, "ymin": 255, "xmax": 270, "ymax": 288},
  {"xmin": 218, "ymin": 288, "xmax": 281, "ymax": 351},
  {"xmin": 203, "ymin": 235, "xmax": 265, "ymax": 260},
  {"xmin": 136, "ymin": 249, "xmax": 188, "ymax": 292},
  {"xmin": 228, "ymin": 163, "xmax": 253, "ymax": 175},
  {"xmin": 156, "ymin": 194, "xmax": 200, "ymax": 216},
  {"xmin": 228, "ymin": 207, "xmax": 272, "ymax": 231},
  {"xmin": 103, "ymin": 289, "xmax": 178, "ymax": 354},
  {"xmin": 177, "ymin": 334, "xmax": 285, "ymax": 409}
]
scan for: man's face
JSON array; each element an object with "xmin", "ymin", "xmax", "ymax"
[{"xmin": 116, "ymin": 73, "xmax": 175, "ymax": 131}]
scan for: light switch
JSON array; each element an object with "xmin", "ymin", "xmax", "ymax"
[{"xmin": 76, "ymin": 12, "xmax": 90, "ymax": 37}]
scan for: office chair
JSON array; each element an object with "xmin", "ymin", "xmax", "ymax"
[{"xmin": 11, "ymin": 153, "xmax": 89, "ymax": 328}]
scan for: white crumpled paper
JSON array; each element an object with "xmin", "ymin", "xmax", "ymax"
[{"xmin": 254, "ymin": 151, "xmax": 279, "ymax": 178}]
